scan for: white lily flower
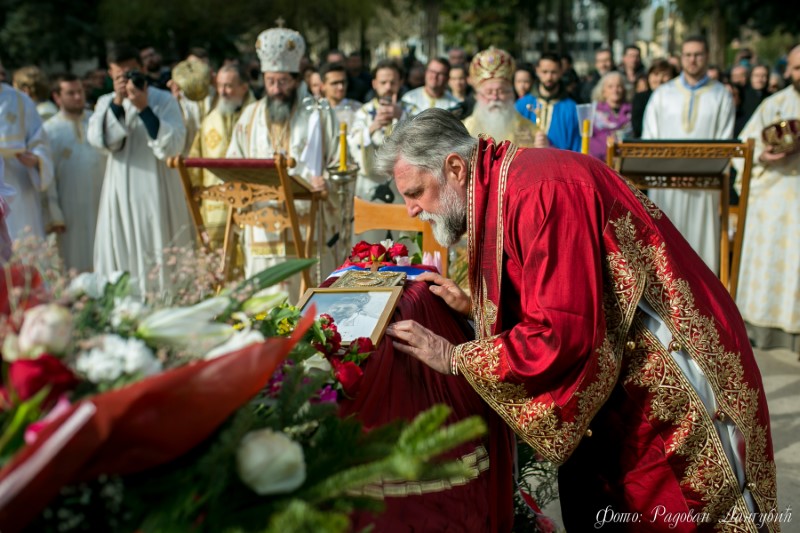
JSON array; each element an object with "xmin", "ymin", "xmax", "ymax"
[
  {"xmin": 205, "ymin": 329, "xmax": 265, "ymax": 360},
  {"xmin": 301, "ymin": 352, "xmax": 332, "ymax": 374},
  {"xmin": 380, "ymin": 238, "xmax": 394, "ymax": 251},
  {"xmin": 137, "ymin": 296, "xmax": 234, "ymax": 353},
  {"xmin": 111, "ymin": 297, "xmax": 149, "ymax": 328},
  {"xmin": 241, "ymin": 290, "xmax": 288, "ymax": 315},
  {"xmin": 66, "ymin": 271, "xmax": 126, "ymax": 300}
]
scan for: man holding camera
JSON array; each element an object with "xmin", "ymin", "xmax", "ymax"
[
  {"xmin": 348, "ymin": 60, "xmax": 408, "ymax": 205},
  {"xmin": 88, "ymin": 44, "xmax": 193, "ymax": 297}
]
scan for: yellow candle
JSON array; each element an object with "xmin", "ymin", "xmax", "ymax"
[
  {"xmin": 338, "ymin": 122, "xmax": 347, "ymax": 171},
  {"xmin": 581, "ymin": 119, "xmax": 590, "ymax": 155}
]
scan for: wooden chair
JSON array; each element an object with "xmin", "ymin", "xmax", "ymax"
[
  {"xmin": 353, "ymin": 197, "xmax": 449, "ymax": 276},
  {"xmin": 167, "ymin": 155, "xmax": 320, "ymax": 297},
  {"xmin": 605, "ymin": 138, "xmax": 755, "ymax": 299}
]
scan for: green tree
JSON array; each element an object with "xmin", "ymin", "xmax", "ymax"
[{"xmin": 592, "ymin": 0, "xmax": 649, "ymax": 50}]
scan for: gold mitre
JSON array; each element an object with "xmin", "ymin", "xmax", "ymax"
[
  {"xmin": 762, "ymin": 117, "xmax": 800, "ymax": 154},
  {"xmin": 171, "ymin": 59, "xmax": 210, "ymax": 102},
  {"xmin": 469, "ymin": 47, "xmax": 515, "ymax": 85}
]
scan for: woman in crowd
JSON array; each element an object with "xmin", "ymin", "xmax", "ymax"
[
  {"xmin": 589, "ymin": 71, "xmax": 632, "ymax": 160},
  {"xmin": 513, "ymin": 63, "xmax": 535, "ymax": 99},
  {"xmin": 630, "ymin": 59, "xmax": 677, "ymax": 138}
]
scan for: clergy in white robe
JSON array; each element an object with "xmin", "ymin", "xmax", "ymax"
[
  {"xmin": 226, "ymin": 27, "xmax": 339, "ymax": 298},
  {"xmin": 88, "ymin": 48, "xmax": 193, "ymax": 297},
  {"xmin": 0, "ymin": 83, "xmax": 54, "ymax": 240},
  {"xmin": 643, "ymin": 38, "xmax": 734, "ymax": 272},
  {"xmin": 401, "ymin": 59, "xmax": 461, "ymax": 117},
  {"xmin": 732, "ymin": 49, "xmax": 800, "ymax": 354},
  {"xmin": 44, "ymin": 75, "xmax": 107, "ymax": 272}
]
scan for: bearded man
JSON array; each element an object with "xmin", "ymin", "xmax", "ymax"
[
  {"xmin": 43, "ymin": 74, "xmax": 107, "ymax": 271},
  {"xmin": 381, "ymin": 109, "xmax": 779, "ymax": 532},
  {"xmin": 227, "ymin": 26, "xmax": 338, "ymax": 288},
  {"xmin": 516, "ymin": 52, "xmax": 581, "ymax": 151},
  {"xmin": 463, "ymin": 47, "xmax": 543, "ymax": 148},
  {"xmin": 189, "ymin": 64, "xmax": 255, "ymax": 248}
]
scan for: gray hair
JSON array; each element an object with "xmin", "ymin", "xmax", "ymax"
[
  {"xmin": 375, "ymin": 108, "xmax": 478, "ymax": 183},
  {"xmin": 591, "ymin": 70, "xmax": 626, "ymax": 103}
]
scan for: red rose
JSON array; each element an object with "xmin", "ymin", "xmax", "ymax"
[
  {"xmin": 331, "ymin": 358, "xmax": 363, "ymax": 397},
  {"xmin": 351, "ymin": 241, "xmax": 371, "ymax": 261},
  {"xmin": 388, "ymin": 243, "xmax": 408, "ymax": 260},
  {"xmin": 369, "ymin": 244, "xmax": 386, "ymax": 261},
  {"xmin": 351, "ymin": 337, "xmax": 375, "ymax": 355},
  {"xmin": 9, "ymin": 355, "xmax": 79, "ymax": 407},
  {"xmin": 318, "ymin": 314, "xmax": 335, "ymax": 327}
]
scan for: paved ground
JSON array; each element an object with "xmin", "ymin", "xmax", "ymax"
[
  {"xmin": 538, "ymin": 347, "xmax": 800, "ymax": 532},
  {"xmin": 758, "ymin": 347, "xmax": 800, "ymax": 531}
]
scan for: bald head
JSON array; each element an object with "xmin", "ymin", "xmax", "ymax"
[{"xmin": 788, "ymin": 45, "xmax": 800, "ymax": 92}]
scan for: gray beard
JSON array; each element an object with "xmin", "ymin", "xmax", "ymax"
[
  {"xmin": 471, "ymin": 100, "xmax": 518, "ymax": 141},
  {"xmin": 418, "ymin": 183, "xmax": 467, "ymax": 247},
  {"xmin": 216, "ymin": 97, "xmax": 242, "ymax": 116},
  {"xmin": 266, "ymin": 93, "xmax": 294, "ymax": 124}
]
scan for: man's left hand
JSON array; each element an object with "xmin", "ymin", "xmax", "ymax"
[
  {"xmin": 126, "ymin": 80, "xmax": 149, "ymax": 111},
  {"xmin": 310, "ymin": 175, "xmax": 327, "ymax": 192},
  {"xmin": 385, "ymin": 319, "xmax": 453, "ymax": 374},
  {"xmin": 15, "ymin": 152, "xmax": 39, "ymax": 168}
]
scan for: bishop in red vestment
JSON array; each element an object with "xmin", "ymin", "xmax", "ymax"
[{"xmin": 382, "ymin": 109, "xmax": 779, "ymax": 532}]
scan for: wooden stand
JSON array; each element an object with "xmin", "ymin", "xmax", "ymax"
[
  {"xmin": 167, "ymin": 155, "xmax": 321, "ymax": 298},
  {"xmin": 606, "ymin": 139, "xmax": 755, "ymax": 299}
]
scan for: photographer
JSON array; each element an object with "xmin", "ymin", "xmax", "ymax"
[{"xmin": 87, "ymin": 44, "xmax": 193, "ymax": 297}]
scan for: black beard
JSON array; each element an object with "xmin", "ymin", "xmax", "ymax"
[{"xmin": 266, "ymin": 90, "xmax": 295, "ymax": 124}]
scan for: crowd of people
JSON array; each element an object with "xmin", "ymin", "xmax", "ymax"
[
  {"xmin": 0, "ymin": 28, "xmax": 798, "ymax": 349},
  {"xmin": 0, "ymin": 20, "xmax": 797, "ymax": 531}
]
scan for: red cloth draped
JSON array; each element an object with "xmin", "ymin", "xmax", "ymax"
[{"xmin": 335, "ymin": 280, "xmax": 515, "ymax": 532}]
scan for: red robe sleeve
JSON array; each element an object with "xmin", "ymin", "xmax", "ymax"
[{"xmin": 455, "ymin": 179, "xmax": 622, "ymax": 465}]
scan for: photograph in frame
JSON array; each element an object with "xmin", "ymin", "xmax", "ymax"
[{"xmin": 297, "ymin": 287, "xmax": 403, "ymax": 346}]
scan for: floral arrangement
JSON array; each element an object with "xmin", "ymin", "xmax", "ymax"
[{"xmin": 0, "ymin": 238, "xmax": 489, "ymax": 532}]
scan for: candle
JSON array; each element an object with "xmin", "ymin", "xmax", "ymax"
[
  {"xmin": 581, "ymin": 119, "xmax": 590, "ymax": 155},
  {"xmin": 338, "ymin": 122, "xmax": 347, "ymax": 172}
]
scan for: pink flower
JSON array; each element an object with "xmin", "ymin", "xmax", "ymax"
[{"xmin": 316, "ymin": 385, "xmax": 338, "ymax": 404}]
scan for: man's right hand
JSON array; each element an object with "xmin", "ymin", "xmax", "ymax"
[
  {"xmin": 112, "ymin": 74, "xmax": 128, "ymax": 105},
  {"xmin": 415, "ymin": 272, "xmax": 471, "ymax": 317},
  {"xmin": 533, "ymin": 131, "xmax": 550, "ymax": 148},
  {"xmin": 759, "ymin": 144, "xmax": 794, "ymax": 164}
]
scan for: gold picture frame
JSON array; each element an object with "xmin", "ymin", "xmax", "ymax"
[
  {"xmin": 330, "ymin": 270, "xmax": 407, "ymax": 288},
  {"xmin": 297, "ymin": 287, "xmax": 404, "ymax": 346}
]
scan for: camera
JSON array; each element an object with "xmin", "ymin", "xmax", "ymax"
[{"xmin": 124, "ymin": 70, "xmax": 148, "ymax": 91}]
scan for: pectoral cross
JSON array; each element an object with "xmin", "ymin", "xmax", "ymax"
[{"xmin": 275, "ymin": 16, "xmax": 286, "ymax": 28}]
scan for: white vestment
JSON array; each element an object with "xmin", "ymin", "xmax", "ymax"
[
  {"xmin": 226, "ymin": 94, "xmax": 339, "ymax": 296},
  {"xmin": 400, "ymin": 87, "xmax": 461, "ymax": 117},
  {"xmin": 88, "ymin": 88, "xmax": 193, "ymax": 297},
  {"xmin": 732, "ymin": 85, "xmax": 800, "ymax": 335},
  {"xmin": 0, "ymin": 83, "xmax": 54, "ymax": 239},
  {"xmin": 642, "ymin": 75, "xmax": 734, "ymax": 272},
  {"xmin": 348, "ymin": 98, "xmax": 410, "ymax": 243},
  {"xmin": 43, "ymin": 111, "xmax": 107, "ymax": 271}
]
